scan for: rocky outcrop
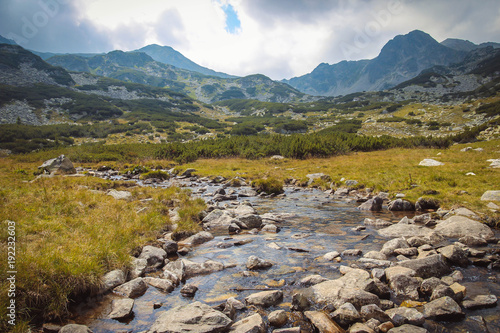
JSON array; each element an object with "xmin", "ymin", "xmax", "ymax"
[{"xmin": 39, "ymin": 155, "xmax": 76, "ymax": 174}]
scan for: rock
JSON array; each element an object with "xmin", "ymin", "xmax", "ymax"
[
  {"xmin": 378, "ymin": 321, "xmax": 395, "ymax": 332},
  {"xmin": 381, "ymin": 238, "xmax": 410, "ymax": 256},
  {"xmin": 394, "ymin": 248, "xmax": 418, "ymax": 257},
  {"xmin": 59, "ymin": 324, "xmax": 93, "ymax": 333},
  {"xmin": 385, "ymin": 267, "xmax": 420, "ymax": 300},
  {"xmin": 324, "ymin": 251, "xmax": 341, "ymax": 260},
  {"xmin": 458, "ymin": 235, "xmax": 488, "ymax": 247},
  {"xmin": 306, "ymin": 173, "xmax": 331, "ymax": 185},
  {"xmin": 364, "ymin": 218, "xmax": 392, "ymax": 227},
  {"xmin": 235, "ymin": 214, "xmax": 262, "ymax": 229},
  {"xmin": 462, "ymin": 295, "xmax": 498, "ymax": 309},
  {"xmin": 180, "ymin": 259, "xmax": 225, "ymax": 279},
  {"xmin": 481, "ymin": 190, "xmax": 500, "ymax": 201},
  {"xmin": 227, "ymin": 297, "xmax": 246, "ymax": 310},
  {"xmin": 245, "ymin": 290, "xmax": 283, "ymax": 307},
  {"xmin": 39, "ymin": 155, "xmax": 76, "ymax": 174},
  {"xmin": 364, "ymin": 251, "xmax": 388, "ymax": 261},
  {"xmin": 385, "ymin": 307, "xmax": 425, "ymax": 326},
  {"xmin": 430, "ymin": 284, "xmax": 456, "ymax": 301},
  {"xmin": 130, "ymin": 257, "xmax": 148, "ymax": 279},
  {"xmin": 360, "ymin": 304, "xmax": 391, "ymax": 323},
  {"xmin": 301, "ymin": 274, "xmax": 329, "ymax": 286},
  {"xmin": 419, "ymin": 159, "xmax": 444, "ymax": 166},
  {"xmin": 107, "ymin": 189, "xmax": 132, "ymax": 200},
  {"xmin": 101, "ymin": 269, "xmax": 126, "ymax": 293},
  {"xmin": 388, "ymin": 199, "xmax": 415, "ymax": 211},
  {"xmin": 434, "ymin": 215, "xmax": 494, "ymax": 240},
  {"xmin": 420, "ymin": 277, "xmax": 445, "ymax": 296},
  {"xmin": 163, "ymin": 240, "xmax": 178, "ymax": 255},
  {"xmin": 342, "ymin": 249, "xmax": 362, "ymax": 256},
  {"xmin": 304, "ymin": 311, "xmax": 344, "ymax": 333},
  {"xmin": 444, "ymin": 207, "xmax": 479, "ymax": 219},
  {"xmin": 179, "ymin": 231, "xmax": 214, "ymax": 246},
  {"xmin": 406, "ymin": 237, "xmax": 428, "ymax": 248},
  {"xmin": 358, "ymin": 197, "xmax": 384, "ymax": 211},
  {"xmin": 139, "ymin": 245, "xmax": 167, "ymax": 270},
  {"xmin": 461, "ymin": 316, "xmax": 490, "ymax": 333},
  {"xmin": 371, "ymin": 268, "xmax": 385, "ymax": 281},
  {"xmin": 239, "ymin": 189, "xmax": 258, "ymax": 197},
  {"xmin": 437, "ymin": 245, "xmax": 469, "ymax": 267},
  {"xmin": 246, "ymin": 256, "xmax": 272, "ymax": 270},
  {"xmin": 415, "ymin": 197, "xmax": 440, "ymax": 211},
  {"xmin": 42, "ymin": 323, "xmax": 62, "ymax": 333},
  {"xmin": 203, "ymin": 210, "xmax": 236, "ymax": 229},
  {"xmin": 272, "ymin": 328, "xmax": 300, "ymax": 333},
  {"xmin": 180, "ymin": 168, "xmax": 196, "ymax": 177},
  {"xmin": 291, "ymin": 292, "xmax": 310, "ymax": 311},
  {"xmin": 148, "ymin": 301, "xmax": 232, "ymax": 333},
  {"xmin": 387, "ymin": 325, "xmax": 428, "ymax": 333},
  {"xmin": 268, "ymin": 310, "xmax": 288, "ymax": 328},
  {"xmin": 143, "ymin": 277, "xmax": 174, "ymax": 293},
  {"xmin": 113, "ymin": 278, "xmax": 148, "ymax": 298},
  {"xmin": 164, "ymin": 260, "xmax": 185, "ymax": 282},
  {"xmin": 423, "ymin": 296, "xmax": 464, "ymax": 321},
  {"xmin": 108, "ymin": 298, "xmax": 134, "ymax": 320},
  {"xmin": 229, "ymin": 313, "xmax": 266, "ymax": 333},
  {"xmin": 449, "ymin": 283, "xmax": 466, "ymax": 302},
  {"xmin": 378, "ymin": 224, "xmax": 432, "ymax": 238},
  {"xmin": 262, "ymin": 224, "xmax": 279, "ymax": 233},
  {"xmin": 331, "ymin": 302, "xmax": 361, "ymax": 326},
  {"xmin": 397, "ymin": 254, "xmax": 451, "ymax": 279},
  {"xmin": 233, "ymin": 204, "xmax": 257, "ymax": 215},
  {"xmin": 180, "ymin": 284, "xmax": 198, "ymax": 297},
  {"xmin": 348, "ymin": 323, "xmax": 376, "ymax": 333}
]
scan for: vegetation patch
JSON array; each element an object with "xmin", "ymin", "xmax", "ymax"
[{"xmin": 251, "ymin": 177, "xmax": 284, "ymax": 195}]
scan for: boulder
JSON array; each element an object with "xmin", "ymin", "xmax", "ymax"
[
  {"xmin": 381, "ymin": 238, "xmax": 410, "ymax": 256},
  {"xmin": 385, "ymin": 266, "xmax": 420, "ymax": 300},
  {"xmin": 331, "ymin": 302, "xmax": 361, "ymax": 326},
  {"xmin": 360, "ymin": 304, "xmax": 391, "ymax": 323},
  {"xmin": 178, "ymin": 231, "xmax": 214, "ymax": 246},
  {"xmin": 163, "ymin": 260, "xmax": 186, "ymax": 282},
  {"xmin": 130, "ymin": 257, "xmax": 148, "ymax": 279},
  {"xmin": 163, "ymin": 240, "xmax": 178, "ymax": 254},
  {"xmin": 397, "ymin": 254, "xmax": 450, "ymax": 279},
  {"xmin": 101, "ymin": 269, "xmax": 126, "ymax": 293},
  {"xmin": 437, "ymin": 245, "xmax": 469, "ymax": 267},
  {"xmin": 300, "ymin": 274, "xmax": 329, "ymax": 286},
  {"xmin": 420, "ymin": 277, "xmax": 445, "ymax": 296},
  {"xmin": 138, "ymin": 245, "xmax": 167, "ymax": 270},
  {"xmin": 462, "ymin": 295, "xmax": 498, "ymax": 309},
  {"xmin": 235, "ymin": 214, "xmax": 262, "ymax": 229},
  {"xmin": 378, "ymin": 223, "xmax": 432, "ymax": 238},
  {"xmin": 246, "ymin": 256, "xmax": 272, "ymax": 270},
  {"xmin": 245, "ymin": 290, "xmax": 283, "ymax": 307},
  {"xmin": 39, "ymin": 155, "xmax": 76, "ymax": 174},
  {"xmin": 363, "ymin": 218, "xmax": 392, "ymax": 227},
  {"xmin": 364, "ymin": 251, "xmax": 388, "ymax": 261},
  {"xmin": 108, "ymin": 298, "xmax": 134, "ymax": 320},
  {"xmin": 458, "ymin": 235, "xmax": 488, "ymax": 247},
  {"xmin": 324, "ymin": 251, "xmax": 341, "ymax": 261},
  {"xmin": 388, "ymin": 199, "xmax": 415, "ymax": 211},
  {"xmin": 387, "ymin": 325, "xmax": 428, "ymax": 333},
  {"xmin": 229, "ymin": 313, "xmax": 266, "ymax": 333},
  {"xmin": 59, "ymin": 324, "xmax": 93, "ymax": 333},
  {"xmin": 143, "ymin": 277, "xmax": 175, "ymax": 293},
  {"xmin": 419, "ymin": 159, "xmax": 444, "ymax": 166},
  {"xmin": 434, "ymin": 215, "xmax": 494, "ymax": 240},
  {"xmin": 385, "ymin": 307, "xmax": 425, "ymax": 326},
  {"xmin": 268, "ymin": 310, "xmax": 288, "ymax": 327},
  {"xmin": 430, "ymin": 284, "xmax": 456, "ymax": 301},
  {"xmin": 113, "ymin": 278, "xmax": 148, "ymax": 298},
  {"xmin": 203, "ymin": 210, "xmax": 236, "ymax": 229},
  {"xmin": 147, "ymin": 301, "xmax": 232, "ymax": 333},
  {"xmin": 262, "ymin": 224, "xmax": 279, "ymax": 233},
  {"xmin": 423, "ymin": 296, "xmax": 464, "ymax": 321},
  {"xmin": 233, "ymin": 204, "xmax": 257, "ymax": 215},
  {"xmin": 481, "ymin": 190, "xmax": 500, "ymax": 201},
  {"xmin": 180, "ymin": 284, "xmax": 199, "ymax": 298},
  {"xmin": 107, "ymin": 189, "xmax": 132, "ymax": 200},
  {"xmin": 357, "ymin": 197, "xmax": 384, "ymax": 211},
  {"xmin": 348, "ymin": 323, "xmax": 376, "ymax": 333},
  {"xmin": 415, "ymin": 197, "xmax": 440, "ymax": 211},
  {"xmin": 304, "ymin": 311, "xmax": 344, "ymax": 333},
  {"xmin": 306, "ymin": 173, "xmax": 331, "ymax": 185},
  {"xmin": 180, "ymin": 168, "xmax": 196, "ymax": 177},
  {"xmin": 178, "ymin": 259, "xmax": 225, "ymax": 279}
]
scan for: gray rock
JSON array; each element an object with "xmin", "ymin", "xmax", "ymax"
[
  {"xmin": 434, "ymin": 215, "xmax": 494, "ymax": 240},
  {"xmin": 388, "ymin": 324, "xmax": 428, "ymax": 333},
  {"xmin": 357, "ymin": 197, "xmax": 384, "ymax": 211},
  {"xmin": 179, "ymin": 231, "xmax": 214, "ymax": 246},
  {"xmin": 360, "ymin": 304, "xmax": 392, "ymax": 323},
  {"xmin": 101, "ymin": 269, "xmax": 126, "ymax": 293},
  {"xmin": 246, "ymin": 256, "xmax": 272, "ymax": 270},
  {"xmin": 419, "ymin": 159, "xmax": 444, "ymax": 166},
  {"xmin": 306, "ymin": 173, "xmax": 331, "ymax": 185},
  {"xmin": 59, "ymin": 324, "xmax": 93, "ymax": 333},
  {"xmin": 130, "ymin": 257, "xmax": 148, "ymax": 279},
  {"xmin": 108, "ymin": 298, "xmax": 134, "ymax": 320},
  {"xmin": 437, "ymin": 245, "xmax": 469, "ymax": 267},
  {"xmin": 143, "ymin": 277, "xmax": 174, "ymax": 293},
  {"xmin": 139, "ymin": 245, "xmax": 167, "ymax": 270},
  {"xmin": 415, "ymin": 197, "xmax": 440, "ymax": 211},
  {"xmin": 388, "ymin": 199, "xmax": 415, "ymax": 211},
  {"xmin": 235, "ymin": 214, "xmax": 262, "ymax": 229},
  {"xmin": 229, "ymin": 313, "xmax": 265, "ymax": 333},
  {"xmin": 348, "ymin": 323, "xmax": 376, "ymax": 333},
  {"xmin": 364, "ymin": 251, "xmax": 388, "ymax": 261},
  {"xmin": 330, "ymin": 302, "xmax": 361, "ymax": 326},
  {"xmin": 163, "ymin": 240, "xmax": 178, "ymax": 255},
  {"xmin": 342, "ymin": 249, "xmax": 362, "ymax": 256},
  {"xmin": 268, "ymin": 310, "xmax": 288, "ymax": 327},
  {"xmin": 227, "ymin": 297, "xmax": 246, "ymax": 310},
  {"xmin": 458, "ymin": 235, "xmax": 488, "ymax": 247},
  {"xmin": 481, "ymin": 190, "xmax": 500, "ymax": 201},
  {"xmin": 423, "ymin": 296, "xmax": 464, "ymax": 321},
  {"xmin": 272, "ymin": 328, "xmax": 300, "ymax": 333},
  {"xmin": 180, "ymin": 168, "xmax": 196, "ymax": 177},
  {"xmin": 304, "ymin": 311, "xmax": 344, "ymax": 333},
  {"xmin": 107, "ymin": 189, "xmax": 132, "ymax": 200},
  {"xmin": 300, "ymin": 274, "xmax": 329, "ymax": 286},
  {"xmin": 245, "ymin": 290, "xmax": 283, "ymax": 307},
  {"xmin": 324, "ymin": 251, "xmax": 341, "ymax": 261},
  {"xmin": 39, "ymin": 155, "xmax": 76, "ymax": 174},
  {"xmin": 233, "ymin": 204, "xmax": 257, "ymax": 215},
  {"xmin": 394, "ymin": 247, "xmax": 418, "ymax": 257},
  {"xmin": 420, "ymin": 277, "xmax": 445, "ymax": 296},
  {"xmin": 385, "ymin": 267, "xmax": 420, "ymax": 300},
  {"xmin": 378, "ymin": 224, "xmax": 432, "ymax": 238},
  {"xmin": 462, "ymin": 295, "xmax": 498, "ymax": 309},
  {"xmin": 363, "ymin": 218, "xmax": 392, "ymax": 227},
  {"xmin": 113, "ymin": 278, "xmax": 148, "ymax": 298},
  {"xmin": 180, "ymin": 284, "xmax": 198, "ymax": 297},
  {"xmin": 385, "ymin": 307, "xmax": 425, "ymax": 326},
  {"xmin": 262, "ymin": 224, "xmax": 279, "ymax": 233},
  {"xmin": 430, "ymin": 284, "xmax": 456, "ymax": 301},
  {"xmin": 147, "ymin": 301, "xmax": 232, "ymax": 333},
  {"xmin": 163, "ymin": 260, "xmax": 186, "ymax": 282},
  {"xmin": 381, "ymin": 238, "xmax": 410, "ymax": 256},
  {"xmin": 406, "ymin": 237, "xmax": 429, "ymax": 248},
  {"xmin": 180, "ymin": 259, "xmax": 225, "ymax": 279},
  {"xmin": 397, "ymin": 254, "xmax": 451, "ymax": 279},
  {"xmin": 203, "ymin": 210, "xmax": 235, "ymax": 229}
]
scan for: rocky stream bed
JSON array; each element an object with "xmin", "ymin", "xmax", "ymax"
[{"xmin": 44, "ymin": 167, "xmax": 500, "ymax": 333}]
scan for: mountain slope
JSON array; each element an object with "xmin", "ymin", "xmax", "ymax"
[
  {"xmin": 0, "ymin": 35, "xmax": 18, "ymax": 45},
  {"xmin": 136, "ymin": 44, "xmax": 234, "ymax": 79},
  {"xmin": 284, "ymin": 30, "xmax": 467, "ymax": 96},
  {"xmin": 441, "ymin": 38, "xmax": 500, "ymax": 52},
  {"xmin": 47, "ymin": 50, "xmax": 306, "ymax": 103}
]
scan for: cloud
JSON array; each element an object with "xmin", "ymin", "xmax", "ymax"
[{"xmin": 0, "ymin": 0, "xmax": 499, "ymax": 79}]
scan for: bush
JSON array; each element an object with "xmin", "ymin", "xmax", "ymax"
[
  {"xmin": 251, "ymin": 177, "xmax": 284, "ymax": 195},
  {"xmin": 140, "ymin": 170, "xmax": 170, "ymax": 180}
]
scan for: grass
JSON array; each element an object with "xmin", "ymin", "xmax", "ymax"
[{"xmin": 0, "ymin": 158, "xmax": 204, "ymax": 331}]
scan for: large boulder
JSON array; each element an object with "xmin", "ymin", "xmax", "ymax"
[
  {"xmin": 388, "ymin": 199, "xmax": 415, "ymax": 211},
  {"xmin": 357, "ymin": 197, "xmax": 383, "ymax": 211},
  {"xmin": 203, "ymin": 210, "xmax": 236, "ymax": 230},
  {"xmin": 437, "ymin": 245, "xmax": 469, "ymax": 267},
  {"xmin": 481, "ymin": 190, "xmax": 500, "ymax": 201},
  {"xmin": 101, "ymin": 269, "xmax": 126, "ymax": 293},
  {"xmin": 245, "ymin": 290, "xmax": 283, "ymax": 307},
  {"xmin": 108, "ymin": 298, "xmax": 134, "ymax": 320},
  {"xmin": 178, "ymin": 231, "xmax": 214, "ymax": 247},
  {"xmin": 306, "ymin": 173, "xmax": 331, "ymax": 186},
  {"xmin": 113, "ymin": 278, "xmax": 148, "ymax": 298},
  {"xmin": 434, "ymin": 216, "xmax": 494, "ymax": 240},
  {"xmin": 139, "ymin": 245, "xmax": 167, "ymax": 270},
  {"xmin": 423, "ymin": 296, "xmax": 464, "ymax": 321},
  {"xmin": 170, "ymin": 259, "xmax": 225, "ymax": 279},
  {"xmin": 304, "ymin": 311, "xmax": 344, "ymax": 333},
  {"xmin": 378, "ymin": 224, "xmax": 432, "ymax": 238},
  {"xmin": 147, "ymin": 301, "xmax": 232, "ymax": 333},
  {"xmin": 397, "ymin": 254, "xmax": 450, "ymax": 279},
  {"xmin": 229, "ymin": 313, "xmax": 266, "ymax": 333},
  {"xmin": 385, "ymin": 307, "xmax": 425, "ymax": 326},
  {"xmin": 39, "ymin": 155, "xmax": 76, "ymax": 174}
]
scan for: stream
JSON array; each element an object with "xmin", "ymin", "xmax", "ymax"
[{"xmin": 73, "ymin": 178, "xmax": 500, "ymax": 333}]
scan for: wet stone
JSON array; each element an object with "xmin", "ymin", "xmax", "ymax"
[
  {"xmin": 180, "ymin": 284, "xmax": 198, "ymax": 298},
  {"xmin": 245, "ymin": 290, "xmax": 283, "ymax": 308},
  {"xmin": 268, "ymin": 310, "xmax": 288, "ymax": 327},
  {"xmin": 108, "ymin": 298, "xmax": 134, "ymax": 320},
  {"xmin": 462, "ymin": 294, "xmax": 498, "ymax": 310}
]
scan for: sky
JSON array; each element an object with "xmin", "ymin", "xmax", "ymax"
[{"xmin": 1, "ymin": 0, "xmax": 499, "ymax": 80}]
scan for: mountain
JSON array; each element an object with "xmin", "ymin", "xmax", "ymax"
[
  {"xmin": 136, "ymin": 44, "xmax": 234, "ymax": 79},
  {"xmin": 47, "ymin": 50, "xmax": 306, "ymax": 103},
  {"xmin": 0, "ymin": 35, "xmax": 17, "ymax": 45},
  {"xmin": 284, "ymin": 30, "xmax": 467, "ymax": 96},
  {"xmin": 441, "ymin": 38, "xmax": 500, "ymax": 52}
]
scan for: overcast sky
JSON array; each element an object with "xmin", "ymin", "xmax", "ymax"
[{"xmin": 1, "ymin": 0, "xmax": 499, "ymax": 80}]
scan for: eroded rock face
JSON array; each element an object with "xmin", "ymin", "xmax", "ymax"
[{"xmin": 147, "ymin": 301, "xmax": 232, "ymax": 333}]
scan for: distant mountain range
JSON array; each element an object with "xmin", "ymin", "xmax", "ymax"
[{"xmin": 441, "ymin": 38, "xmax": 500, "ymax": 52}]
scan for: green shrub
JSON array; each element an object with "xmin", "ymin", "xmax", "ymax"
[
  {"xmin": 251, "ymin": 177, "xmax": 284, "ymax": 194},
  {"xmin": 140, "ymin": 170, "xmax": 170, "ymax": 180}
]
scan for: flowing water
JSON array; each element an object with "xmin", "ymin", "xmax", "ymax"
[{"xmin": 73, "ymin": 181, "xmax": 500, "ymax": 333}]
